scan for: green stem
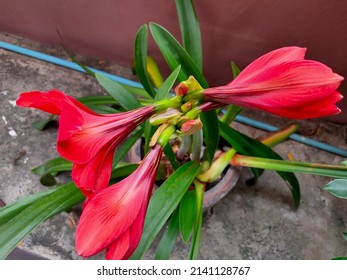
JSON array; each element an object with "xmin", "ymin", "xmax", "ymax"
[
  {"xmin": 191, "ymin": 130, "xmax": 203, "ymax": 162},
  {"xmin": 197, "ymin": 148, "xmax": 237, "ymax": 183},
  {"xmin": 154, "ymin": 96, "xmax": 182, "ymax": 112},
  {"xmin": 183, "ymin": 90, "xmax": 204, "ymax": 102},
  {"xmin": 220, "ymin": 105, "xmax": 243, "ymax": 124},
  {"xmin": 231, "ymin": 155, "xmax": 347, "ymax": 178},
  {"xmin": 157, "ymin": 126, "xmax": 176, "ymax": 147}
]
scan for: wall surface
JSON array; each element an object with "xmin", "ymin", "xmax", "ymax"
[{"xmin": 1, "ymin": 0, "xmax": 347, "ymax": 122}]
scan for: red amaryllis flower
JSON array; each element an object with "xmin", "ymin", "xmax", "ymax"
[
  {"xmin": 16, "ymin": 90, "xmax": 154, "ymax": 196},
  {"xmin": 75, "ymin": 144, "xmax": 163, "ymax": 260},
  {"xmin": 202, "ymin": 47, "xmax": 344, "ymax": 119}
]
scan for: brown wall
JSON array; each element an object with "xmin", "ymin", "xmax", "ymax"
[{"xmin": 1, "ymin": 0, "xmax": 347, "ymax": 122}]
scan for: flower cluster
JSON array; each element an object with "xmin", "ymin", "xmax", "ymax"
[{"xmin": 16, "ymin": 47, "xmax": 343, "ymax": 259}]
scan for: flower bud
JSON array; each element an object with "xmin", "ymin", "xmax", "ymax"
[
  {"xmin": 174, "ymin": 76, "xmax": 204, "ymax": 96},
  {"xmin": 149, "ymin": 108, "xmax": 183, "ymax": 126},
  {"xmin": 181, "ymin": 118, "xmax": 203, "ymax": 135}
]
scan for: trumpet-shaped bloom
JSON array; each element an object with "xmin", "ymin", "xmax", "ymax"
[
  {"xmin": 75, "ymin": 144, "xmax": 163, "ymax": 259},
  {"xmin": 16, "ymin": 90, "xmax": 154, "ymax": 196},
  {"xmin": 202, "ymin": 47, "xmax": 344, "ymax": 119}
]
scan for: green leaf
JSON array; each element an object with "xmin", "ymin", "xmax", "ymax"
[
  {"xmin": 343, "ymin": 232, "xmax": 347, "ymax": 240},
  {"xmin": 154, "ymin": 66, "xmax": 181, "ymax": 102},
  {"xmin": 95, "ymin": 73, "xmax": 141, "ymax": 111},
  {"xmin": 146, "ymin": 56, "xmax": 164, "ymax": 89},
  {"xmin": 112, "ymin": 128, "xmax": 144, "ymax": 168},
  {"xmin": 87, "ymin": 105, "xmax": 121, "ymax": 114},
  {"xmin": 179, "ymin": 190, "xmax": 196, "ymax": 242},
  {"xmin": 134, "ymin": 25, "xmax": 156, "ymax": 97},
  {"xmin": 323, "ymin": 179, "xmax": 347, "ymax": 199},
  {"xmin": 149, "ymin": 22, "xmax": 208, "ymax": 88},
  {"xmin": 220, "ymin": 121, "xmax": 300, "ymax": 207},
  {"xmin": 39, "ymin": 174, "xmax": 57, "ymax": 187},
  {"xmin": 32, "ymin": 157, "xmax": 72, "ymax": 177},
  {"xmin": 201, "ymin": 111, "xmax": 219, "ymax": 164},
  {"xmin": 175, "ymin": 0, "xmax": 202, "ymax": 70},
  {"xmin": 189, "ymin": 180, "xmax": 204, "ymax": 259},
  {"xmin": 331, "ymin": 256, "xmax": 347, "ymax": 260},
  {"xmin": 110, "ymin": 163, "xmax": 138, "ymax": 180},
  {"xmin": 0, "ymin": 187, "xmax": 62, "ymax": 226},
  {"xmin": 32, "ymin": 115, "xmax": 55, "ymax": 130},
  {"xmin": 77, "ymin": 95, "xmax": 118, "ymax": 106},
  {"xmin": 231, "ymin": 61, "xmax": 241, "ymax": 78},
  {"xmin": 0, "ymin": 183, "xmax": 84, "ymax": 259},
  {"xmin": 221, "ymin": 62, "xmax": 242, "ymax": 124},
  {"xmin": 164, "ymin": 143, "xmax": 180, "ymax": 170},
  {"xmin": 154, "ymin": 209, "xmax": 180, "ymax": 260},
  {"xmin": 130, "ymin": 161, "xmax": 201, "ymax": 259}
]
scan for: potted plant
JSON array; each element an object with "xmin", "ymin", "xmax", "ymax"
[{"xmin": 1, "ymin": 0, "xmax": 346, "ymax": 260}]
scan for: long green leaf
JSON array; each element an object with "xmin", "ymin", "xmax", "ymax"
[
  {"xmin": 343, "ymin": 232, "xmax": 347, "ymax": 240},
  {"xmin": 154, "ymin": 66, "xmax": 181, "ymax": 102},
  {"xmin": 189, "ymin": 180, "xmax": 204, "ymax": 259},
  {"xmin": 154, "ymin": 209, "xmax": 180, "ymax": 260},
  {"xmin": 149, "ymin": 22, "xmax": 208, "ymax": 87},
  {"xmin": 0, "ymin": 187, "xmax": 61, "ymax": 226},
  {"xmin": 164, "ymin": 143, "xmax": 180, "ymax": 170},
  {"xmin": 323, "ymin": 179, "xmax": 347, "ymax": 199},
  {"xmin": 220, "ymin": 121, "xmax": 300, "ymax": 207},
  {"xmin": 95, "ymin": 73, "xmax": 141, "ymax": 110},
  {"xmin": 0, "ymin": 183, "xmax": 84, "ymax": 259},
  {"xmin": 175, "ymin": 0, "xmax": 202, "ymax": 70},
  {"xmin": 110, "ymin": 163, "xmax": 138, "ymax": 180},
  {"xmin": 179, "ymin": 190, "xmax": 196, "ymax": 242},
  {"xmin": 201, "ymin": 111, "xmax": 219, "ymax": 164},
  {"xmin": 134, "ymin": 25, "xmax": 156, "ymax": 97},
  {"xmin": 146, "ymin": 56, "xmax": 164, "ymax": 89},
  {"xmin": 87, "ymin": 105, "xmax": 121, "ymax": 114},
  {"xmin": 113, "ymin": 128, "xmax": 144, "ymax": 168},
  {"xmin": 77, "ymin": 95, "xmax": 117, "ymax": 105},
  {"xmin": 130, "ymin": 161, "xmax": 201, "ymax": 259},
  {"xmin": 32, "ymin": 157, "xmax": 72, "ymax": 177}
]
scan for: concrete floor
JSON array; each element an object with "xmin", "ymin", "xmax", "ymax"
[{"xmin": 1, "ymin": 33, "xmax": 347, "ymax": 260}]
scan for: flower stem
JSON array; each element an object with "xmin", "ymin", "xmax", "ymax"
[
  {"xmin": 153, "ymin": 96, "xmax": 182, "ymax": 112},
  {"xmin": 197, "ymin": 148, "xmax": 237, "ymax": 183},
  {"xmin": 231, "ymin": 154, "xmax": 347, "ymax": 178},
  {"xmin": 220, "ymin": 105, "xmax": 243, "ymax": 124},
  {"xmin": 183, "ymin": 90, "xmax": 204, "ymax": 102},
  {"xmin": 157, "ymin": 125, "xmax": 176, "ymax": 147}
]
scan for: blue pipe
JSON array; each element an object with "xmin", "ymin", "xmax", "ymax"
[
  {"xmin": 0, "ymin": 41, "xmax": 143, "ymax": 88},
  {"xmin": 235, "ymin": 115, "xmax": 347, "ymax": 157},
  {"xmin": 1, "ymin": 40, "xmax": 347, "ymax": 157}
]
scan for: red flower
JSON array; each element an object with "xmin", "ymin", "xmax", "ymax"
[
  {"xmin": 16, "ymin": 90, "xmax": 154, "ymax": 196},
  {"xmin": 202, "ymin": 47, "xmax": 344, "ymax": 119},
  {"xmin": 75, "ymin": 144, "xmax": 163, "ymax": 260}
]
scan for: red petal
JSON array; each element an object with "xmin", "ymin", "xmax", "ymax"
[
  {"xmin": 72, "ymin": 145, "xmax": 115, "ymax": 196},
  {"xmin": 75, "ymin": 145, "xmax": 162, "ymax": 257},
  {"xmin": 230, "ymin": 47, "xmax": 306, "ymax": 84},
  {"xmin": 105, "ymin": 230, "xmax": 131, "ymax": 260},
  {"xmin": 16, "ymin": 90, "xmax": 68, "ymax": 115}
]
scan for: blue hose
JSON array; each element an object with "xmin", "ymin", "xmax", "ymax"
[
  {"xmin": 1, "ymin": 40, "xmax": 347, "ymax": 157},
  {"xmin": 0, "ymin": 41, "xmax": 143, "ymax": 88}
]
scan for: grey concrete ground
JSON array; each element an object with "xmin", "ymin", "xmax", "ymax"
[{"xmin": 1, "ymin": 33, "xmax": 346, "ymax": 260}]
